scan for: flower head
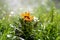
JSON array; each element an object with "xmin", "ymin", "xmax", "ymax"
[{"xmin": 20, "ymin": 12, "xmax": 34, "ymax": 21}]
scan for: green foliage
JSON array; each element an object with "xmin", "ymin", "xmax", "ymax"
[{"xmin": 0, "ymin": 4, "xmax": 60, "ymax": 40}]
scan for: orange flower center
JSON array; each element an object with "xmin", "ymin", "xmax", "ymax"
[{"xmin": 20, "ymin": 12, "xmax": 34, "ymax": 21}]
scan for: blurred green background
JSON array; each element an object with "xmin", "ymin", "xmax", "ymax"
[{"xmin": 0, "ymin": 0, "xmax": 60, "ymax": 40}]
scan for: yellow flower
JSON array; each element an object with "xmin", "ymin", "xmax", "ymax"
[{"xmin": 20, "ymin": 12, "xmax": 34, "ymax": 21}]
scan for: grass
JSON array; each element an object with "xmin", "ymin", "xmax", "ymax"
[{"xmin": 0, "ymin": 6, "xmax": 60, "ymax": 40}]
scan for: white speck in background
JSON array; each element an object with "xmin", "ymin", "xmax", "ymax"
[
  {"xmin": 10, "ymin": 11, "xmax": 14, "ymax": 14},
  {"xmin": 20, "ymin": 37, "xmax": 25, "ymax": 40},
  {"xmin": 12, "ymin": 36, "xmax": 16, "ymax": 39},
  {"xmin": 38, "ymin": 39, "xmax": 40, "ymax": 40},
  {"xmin": 7, "ymin": 34, "xmax": 12, "ymax": 38},
  {"xmin": 2, "ymin": 17, "xmax": 5, "ymax": 20},
  {"xmin": 34, "ymin": 16, "xmax": 39, "ymax": 22},
  {"xmin": 10, "ymin": 24, "xmax": 14, "ymax": 28},
  {"xmin": 38, "ymin": 30, "xmax": 41, "ymax": 32}
]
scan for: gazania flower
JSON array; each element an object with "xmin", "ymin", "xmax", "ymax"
[{"xmin": 20, "ymin": 12, "xmax": 34, "ymax": 21}]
